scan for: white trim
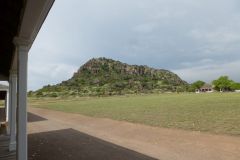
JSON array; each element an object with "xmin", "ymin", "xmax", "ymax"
[
  {"xmin": 17, "ymin": 0, "xmax": 55, "ymax": 50},
  {"xmin": 13, "ymin": 37, "xmax": 32, "ymax": 51},
  {"xmin": 29, "ymin": 0, "xmax": 55, "ymax": 43}
]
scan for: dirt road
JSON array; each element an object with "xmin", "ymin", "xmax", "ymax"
[{"xmin": 28, "ymin": 107, "xmax": 240, "ymax": 160}]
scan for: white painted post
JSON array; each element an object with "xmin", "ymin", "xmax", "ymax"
[
  {"xmin": 6, "ymin": 79, "xmax": 11, "ymax": 135},
  {"xmin": 17, "ymin": 45, "xmax": 28, "ymax": 160},
  {"xmin": 9, "ymin": 71, "xmax": 17, "ymax": 151},
  {"xmin": 5, "ymin": 89, "xmax": 9, "ymax": 122}
]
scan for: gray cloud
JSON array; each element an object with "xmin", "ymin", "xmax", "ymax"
[
  {"xmin": 28, "ymin": 0, "xmax": 240, "ymax": 90},
  {"xmin": 174, "ymin": 60, "xmax": 240, "ymax": 83}
]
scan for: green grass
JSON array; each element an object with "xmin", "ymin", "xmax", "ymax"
[
  {"xmin": 29, "ymin": 93, "xmax": 240, "ymax": 136},
  {"xmin": 0, "ymin": 100, "xmax": 4, "ymax": 108}
]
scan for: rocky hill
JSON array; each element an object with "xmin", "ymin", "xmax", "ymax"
[{"xmin": 31, "ymin": 58, "xmax": 188, "ymax": 97}]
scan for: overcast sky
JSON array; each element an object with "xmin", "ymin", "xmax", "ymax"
[{"xmin": 28, "ymin": 0, "xmax": 240, "ymax": 90}]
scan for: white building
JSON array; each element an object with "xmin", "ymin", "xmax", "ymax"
[
  {"xmin": 195, "ymin": 84, "xmax": 213, "ymax": 93},
  {"xmin": 0, "ymin": 1, "xmax": 55, "ymax": 160},
  {"xmin": 0, "ymin": 84, "xmax": 9, "ymax": 123}
]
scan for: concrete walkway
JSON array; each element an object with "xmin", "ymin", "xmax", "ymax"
[
  {"xmin": 0, "ymin": 136, "xmax": 16, "ymax": 160},
  {"xmin": 28, "ymin": 107, "xmax": 240, "ymax": 160}
]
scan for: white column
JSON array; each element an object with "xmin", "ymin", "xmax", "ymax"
[
  {"xmin": 6, "ymin": 81, "xmax": 11, "ymax": 135},
  {"xmin": 9, "ymin": 71, "xmax": 17, "ymax": 151},
  {"xmin": 5, "ymin": 89, "xmax": 9, "ymax": 122},
  {"xmin": 17, "ymin": 45, "xmax": 28, "ymax": 160}
]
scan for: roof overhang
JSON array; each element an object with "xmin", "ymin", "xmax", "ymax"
[
  {"xmin": 0, "ymin": 0, "xmax": 23, "ymax": 80},
  {"xmin": 0, "ymin": 0, "xmax": 55, "ymax": 81}
]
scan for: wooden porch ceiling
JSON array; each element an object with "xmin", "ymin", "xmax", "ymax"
[{"xmin": 0, "ymin": 0, "xmax": 24, "ymax": 80}]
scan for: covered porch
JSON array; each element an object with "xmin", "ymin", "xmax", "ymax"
[
  {"xmin": 0, "ymin": 0, "xmax": 55, "ymax": 160},
  {"xmin": 0, "ymin": 87, "xmax": 15, "ymax": 160}
]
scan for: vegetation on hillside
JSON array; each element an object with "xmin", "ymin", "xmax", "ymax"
[
  {"xmin": 30, "ymin": 57, "xmax": 188, "ymax": 97},
  {"xmin": 29, "ymin": 58, "xmax": 240, "ymax": 97}
]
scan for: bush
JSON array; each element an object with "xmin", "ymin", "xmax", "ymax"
[{"xmin": 49, "ymin": 92, "xmax": 58, "ymax": 97}]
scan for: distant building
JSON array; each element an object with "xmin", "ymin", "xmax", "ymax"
[
  {"xmin": 196, "ymin": 83, "xmax": 213, "ymax": 93},
  {"xmin": 0, "ymin": 84, "xmax": 8, "ymax": 90}
]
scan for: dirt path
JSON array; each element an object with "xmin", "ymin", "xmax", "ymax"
[{"xmin": 28, "ymin": 107, "xmax": 240, "ymax": 160}]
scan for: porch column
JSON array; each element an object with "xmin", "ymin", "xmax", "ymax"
[
  {"xmin": 6, "ymin": 78, "xmax": 11, "ymax": 135},
  {"xmin": 16, "ymin": 44, "xmax": 29, "ymax": 160},
  {"xmin": 5, "ymin": 89, "xmax": 9, "ymax": 122},
  {"xmin": 9, "ymin": 71, "xmax": 17, "ymax": 151}
]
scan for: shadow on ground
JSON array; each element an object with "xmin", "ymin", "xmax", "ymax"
[
  {"xmin": 28, "ymin": 128, "xmax": 157, "ymax": 160},
  {"xmin": 28, "ymin": 112, "xmax": 47, "ymax": 123}
]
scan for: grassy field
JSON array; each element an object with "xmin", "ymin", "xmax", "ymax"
[
  {"xmin": 29, "ymin": 93, "xmax": 240, "ymax": 136},
  {"xmin": 0, "ymin": 100, "xmax": 4, "ymax": 108}
]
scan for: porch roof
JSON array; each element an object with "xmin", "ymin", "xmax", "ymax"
[
  {"xmin": 0, "ymin": 0, "xmax": 24, "ymax": 80},
  {"xmin": 0, "ymin": 0, "xmax": 55, "ymax": 81}
]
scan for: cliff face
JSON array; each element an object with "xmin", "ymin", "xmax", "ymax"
[
  {"xmin": 33, "ymin": 57, "xmax": 188, "ymax": 97},
  {"xmin": 73, "ymin": 57, "xmax": 186, "ymax": 85}
]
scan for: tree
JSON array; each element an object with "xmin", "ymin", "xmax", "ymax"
[
  {"xmin": 230, "ymin": 82, "xmax": 240, "ymax": 90},
  {"xmin": 212, "ymin": 76, "xmax": 233, "ymax": 92},
  {"xmin": 188, "ymin": 80, "xmax": 205, "ymax": 92}
]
